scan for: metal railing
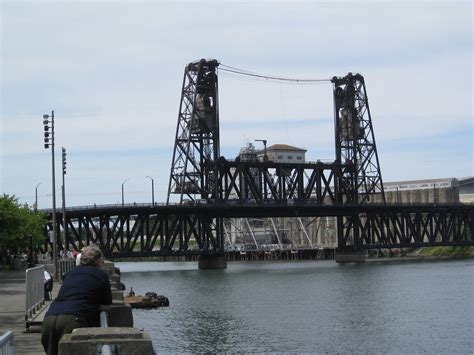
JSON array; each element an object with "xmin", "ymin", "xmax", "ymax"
[
  {"xmin": 39, "ymin": 201, "xmax": 169, "ymax": 213},
  {"xmin": 0, "ymin": 331, "xmax": 14, "ymax": 355},
  {"xmin": 58, "ymin": 258, "xmax": 76, "ymax": 280},
  {"xmin": 25, "ymin": 265, "xmax": 45, "ymax": 321}
]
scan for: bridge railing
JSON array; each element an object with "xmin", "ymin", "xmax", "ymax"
[
  {"xmin": 38, "ymin": 199, "xmax": 466, "ymax": 215},
  {"xmin": 39, "ymin": 202, "xmax": 169, "ymax": 213}
]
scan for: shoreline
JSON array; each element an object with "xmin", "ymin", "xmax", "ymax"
[{"xmin": 366, "ymin": 255, "xmax": 474, "ymax": 263}]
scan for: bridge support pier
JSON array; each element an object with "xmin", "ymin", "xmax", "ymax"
[
  {"xmin": 198, "ymin": 254, "xmax": 227, "ymax": 269},
  {"xmin": 335, "ymin": 249, "xmax": 366, "ymax": 263}
]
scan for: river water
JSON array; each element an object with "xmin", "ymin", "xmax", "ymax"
[{"xmin": 118, "ymin": 259, "xmax": 473, "ymax": 354}]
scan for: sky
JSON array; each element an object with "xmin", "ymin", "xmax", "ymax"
[{"xmin": 1, "ymin": 0, "xmax": 472, "ymax": 208}]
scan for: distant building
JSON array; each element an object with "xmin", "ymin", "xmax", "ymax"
[
  {"xmin": 458, "ymin": 177, "xmax": 474, "ymax": 203},
  {"xmin": 383, "ymin": 177, "xmax": 458, "ymax": 204},
  {"xmin": 382, "ymin": 177, "xmax": 474, "ymax": 204},
  {"xmin": 257, "ymin": 144, "xmax": 306, "ymax": 163}
]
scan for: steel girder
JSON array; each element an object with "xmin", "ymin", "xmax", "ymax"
[{"xmin": 41, "ymin": 204, "xmax": 473, "ymax": 256}]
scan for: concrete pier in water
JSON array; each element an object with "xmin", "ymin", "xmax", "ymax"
[
  {"xmin": 198, "ymin": 254, "xmax": 227, "ymax": 269},
  {"xmin": 335, "ymin": 249, "xmax": 366, "ymax": 263}
]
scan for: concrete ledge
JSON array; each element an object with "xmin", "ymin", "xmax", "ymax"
[
  {"xmin": 110, "ymin": 274, "xmax": 121, "ymax": 284},
  {"xmin": 112, "ymin": 290, "xmax": 124, "ymax": 301},
  {"xmin": 107, "ymin": 304, "xmax": 133, "ymax": 327},
  {"xmin": 59, "ymin": 327, "xmax": 154, "ymax": 355},
  {"xmin": 102, "ymin": 261, "xmax": 118, "ymax": 276}
]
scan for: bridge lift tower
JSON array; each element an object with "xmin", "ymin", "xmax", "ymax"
[
  {"xmin": 332, "ymin": 73, "xmax": 385, "ymax": 205},
  {"xmin": 331, "ymin": 73, "xmax": 385, "ymax": 257},
  {"xmin": 167, "ymin": 59, "xmax": 220, "ymax": 204},
  {"xmin": 167, "ymin": 58, "xmax": 385, "ymax": 262},
  {"xmin": 167, "ymin": 59, "xmax": 225, "ymax": 267}
]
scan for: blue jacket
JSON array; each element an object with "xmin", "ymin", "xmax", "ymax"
[{"xmin": 46, "ymin": 264, "xmax": 112, "ymax": 325}]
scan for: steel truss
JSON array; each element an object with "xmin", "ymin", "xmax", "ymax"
[
  {"xmin": 42, "ymin": 204, "xmax": 473, "ymax": 256},
  {"xmin": 215, "ymin": 159, "xmax": 354, "ymax": 204},
  {"xmin": 338, "ymin": 205, "xmax": 473, "ymax": 250}
]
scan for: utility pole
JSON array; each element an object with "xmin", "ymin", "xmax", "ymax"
[
  {"xmin": 43, "ymin": 110, "xmax": 58, "ymax": 280},
  {"xmin": 61, "ymin": 147, "xmax": 67, "ymax": 250}
]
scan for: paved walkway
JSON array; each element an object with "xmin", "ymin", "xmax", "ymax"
[{"xmin": 0, "ymin": 270, "xmax": 57, "ymax": 355}]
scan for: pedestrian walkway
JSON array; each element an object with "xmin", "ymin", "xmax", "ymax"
[{"xmin": 0, "ymin": 270, "xmax": 57, "ymax": 354}]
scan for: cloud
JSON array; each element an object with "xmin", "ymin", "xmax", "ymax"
[{"xmin": 1, "ymin": 1, "xmax": 472, "ymax": 207}]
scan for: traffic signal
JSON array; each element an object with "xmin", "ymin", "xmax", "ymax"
[
  {"xmin": 43, "ymin": 116, "xmax": 50, "ymax": 149},
  {"xmin": 62, "ymin": 147, "xmax": 67, "ymax": 175}
]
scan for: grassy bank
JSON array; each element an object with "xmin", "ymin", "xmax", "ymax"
[{"xmin": 409, "ymin": 246, "xmax": 474, "ymax": 257}]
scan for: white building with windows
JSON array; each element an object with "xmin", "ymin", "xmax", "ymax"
[{"xmin": 257, "ymin": 144, "xmax": 306, "ymax": 163}]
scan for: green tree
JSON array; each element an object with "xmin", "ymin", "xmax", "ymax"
[{"xmin": 0, "ymin": 194, "xmax": 47, "ymax": 259}]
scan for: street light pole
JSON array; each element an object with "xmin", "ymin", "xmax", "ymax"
[
  {"xmin": 122, "ymin": 178, "xmax": 130, "ymax": 206},
  {"xmin": 43, "ymin": 110, "xmax": 58, "ymax": 280},
  {"xmin": 35, "ymin": 182, "xmax": 42, "ymax": 211},
  {"xmin": 146, "ymin": 176, "xmax": 155, "ymax": 205},
  {"xmin": 61, "ymin": 147, "xmax": 67, "ymax": 250}
]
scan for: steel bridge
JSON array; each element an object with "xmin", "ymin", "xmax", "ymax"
[
  {"xmin": 41, "ymin": 59, "xmax": 474, "ymax": 260},
  {"xmin": 43, "ymin": 202, "xmax": 473, "ymax": 258}
]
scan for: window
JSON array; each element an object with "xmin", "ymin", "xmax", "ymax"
[
  {"xmin": 296, "ymin": 156, "xmax": 302, "ymax": 160},
  {"xmin": 287, "ymin": 156, "xmax": 293, "ymax": 160},
  {"xmin": 277, "ymin": 155, "xmax": 283, "ymax": 160}
]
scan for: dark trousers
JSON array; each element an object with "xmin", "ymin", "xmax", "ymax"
[
  {"xmin": 44, "ymin": 279, "xmax": 53, "ymax": 300},
  {"xmin": 41, "ymin": 314, "xmax": 88, "ymax": 355}
]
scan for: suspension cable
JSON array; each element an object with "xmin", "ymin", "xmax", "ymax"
[{"xmin": 219, "ymin": 64, "xmax": 331, "ymax": 84}]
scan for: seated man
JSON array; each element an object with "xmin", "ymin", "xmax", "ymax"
[{"xmin": 41, "ymin": 245, "xmax": 112, "ymax": 355}]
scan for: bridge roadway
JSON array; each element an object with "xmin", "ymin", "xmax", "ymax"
[{"xmin": 40, "ymin": 202, "xmax": 474, "ymax": 257}]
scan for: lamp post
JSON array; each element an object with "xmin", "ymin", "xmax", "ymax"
[
  {"xmin": 43, "ymin": 110, "xmax": 58, "ymax": 280},
  {"xmin": 61, "ymin": 147, "xmax": 67, "ymax": 250},
  {"xmin": 146, "ymin": 176, "xmax": 155, "ymax": 205},
  {"xmin": 121, "ymin": 178, "xmax": 130, "ymax": 206},
  {"xmin": 35, "ymin": 182, "xmax": 42, "ymax": 211}
]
